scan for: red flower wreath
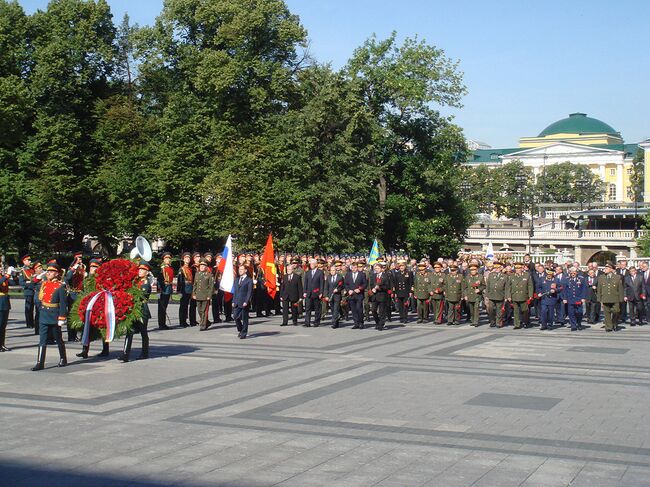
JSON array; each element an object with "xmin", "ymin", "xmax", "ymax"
[
  {"xmin": 95, "ymin": 259, "xmax": 139, "ymax": 292},
  {"xmin": 78, "ymin": 290, "xmax": 134, "ymax": 329}
]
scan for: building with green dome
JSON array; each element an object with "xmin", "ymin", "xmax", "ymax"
[{"xmin": 467, "ymin": 113, "xmax": 647, "ymax": 204}]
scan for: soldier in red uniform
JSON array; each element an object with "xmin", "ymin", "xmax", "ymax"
[
  {"xmin": 157, "ymin": 252, "xmax": 174, "ymax": 330},
  {"xmin": 31, "ymin": 264, "xmax": 68, "ymax": 371},
  {"xmin": 18, "ymin": 254, "xmax": 35, "ymax": 329}
]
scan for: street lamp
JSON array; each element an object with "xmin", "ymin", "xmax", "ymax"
[
  {"xmin": 575, "ymin": 178, "xmax": 589, "ymax": 212},
  {"xmin": 515, "ymin": 172, "xmax": 527, "ymax": 228}
]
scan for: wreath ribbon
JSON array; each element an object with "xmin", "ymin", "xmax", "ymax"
[{"xmin": 82, "ymin": 290, "xmax": 116, "ymax": 345}]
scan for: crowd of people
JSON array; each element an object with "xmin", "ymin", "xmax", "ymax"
[{"xmin": 0, "ymin": 249, "xmax": 644, "ymax": 371}]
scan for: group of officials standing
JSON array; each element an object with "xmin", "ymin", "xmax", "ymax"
[{"xmin": 2, "ymin": 249, "xmax": 647, "ymax": 370}]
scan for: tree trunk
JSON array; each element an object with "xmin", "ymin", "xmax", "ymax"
[{"xmin": 377, "ymin": 173, "xmax": 387, "ymax": 230}]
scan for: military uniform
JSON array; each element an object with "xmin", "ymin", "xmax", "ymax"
[
  {"xmin": 597, "ymin": 264, "xmax": 624, "ymax": 332},
  {"xmin": 539, "ymin": 272, "xmax": 560, "ymax": 330},
  {"xmin": 119, "ymin": 262, "xmax": 152, "ymax": 362},
  {"xmin": 18, "ymin": 256, "xmax": 35, "ymax": 328},
  {"xmin": 392, "ymin": 266, "xmax": 413, "ymax": 324},
  {"xmin": 430, "ymin": 265, "xmax": 446, "ymax": 324},
  {"xmin": 485, "ymin": 263, "xmax": 508, "ymax": 327},
  {"xmin": 463, "ymin": 269, "xmax": 485, "ymax": 327},
  {"xmin": 413, "ymin": 265, "xmax": 432, "ymax": 323},
  {"xmin": 562, "ymin": 273, "xmax": 587, "ymax": 331},
  {"xmin": 507, "ymin": 266, "xmax": 534, "ymax": 329},
  {"xmin": 444, "ymin": 268, "xmax": 464, "ymax": 325},
  {"xmin": 0, "ymin": 272, "xmax": 11, "ymax": 351},
  {"xmin": 177, "ymin": 253, "xmax": 193, "ymax": 327},
  {"xmin": 193, "ymin": 260, "xmax": 216, "ymax": 330},
  {"xmin": 31, "ymin": 264, "xmax": 68, "ymax": 371},
  {"xmin": 157, "ymin": 252, "xmax": 174, "ymax": 329},
  {"xmin": 64, "ymin": 252, "xmax": 85, "ymax": 342}
]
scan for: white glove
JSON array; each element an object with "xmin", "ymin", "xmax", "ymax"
[{"xmin": 57, "ymin": 320, "xmax": 66, "ymax": 327}]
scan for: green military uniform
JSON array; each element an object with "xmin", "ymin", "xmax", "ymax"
[
  {"xmin": 193, "ymin": 260, "xmax": 216, "ymax": 330},
  {"xmin": 413, "ymin": 265, "xmax": 432, "ymax": 323},
  {"xmin": 507, "ymin": 265, "xmax": 534, "ymax": 329},
  {"xmin": 485, "ymin": 263, "xmax": 508, "ymax": 327},
  {"xmin": 430, "ymin": 264, "xmax": 446, "ymax": 324},
  {"xmin": 463, "ymin": 268, "xmax": 485, "ymax": 327},
  {"xmin": 444, "ymin": 267, "xmax": 464, "ymax": 325},
  {"xmin": 597, "ymin": 264, "xmax": 624, "ymax": 331}
]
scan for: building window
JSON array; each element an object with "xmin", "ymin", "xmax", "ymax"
[
  {"xmin": 608, "ymin": 183, "xmax": 617, "ymax": 200},
  {"xmin": 627, "ymin": 186, "xmax": 633, "ymax": 199},
  {"xmin": 610, "ymin": 168, "xmax": 616, "ymax": 176},
  {"xmin": 627, "ymin": 168, "xmax": 633, "ymax": 175}
]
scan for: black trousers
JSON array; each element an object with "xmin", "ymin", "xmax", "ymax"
[
  {"xmin": 349, "ymin": 296, "xmax": 364, "ymax": 326},
  {"xmin": 179, "ymin": 293, "xmax": 191, "ymax": 325},
  {"xmin": 282, "ymin": 299, "xmax": 299, "ymax": 325},
  {"xmin": 211, "ymin": 293, "xmax": 221, "ymax": 322},
  {"xmin": 24, "ymin": 294, "xmax": 34, "ymax": 328},
  {"xmin": 305, "ymin": 296, "xmax": 321, "ymax": 326},
  {"xmin": 372, "ymin": 300, "xmax": 387, "ymax": 329},
  {"xmin": 158, "ymin": 293, "xmax": 171, "ymax": 328},
  {"xmin": 586, "ymin": 300, "xmax": 600, "ymax": 323},
  {"xmin": 234, "ymin": 305, "xmax": 249, "ymax": 336},
  {"xmin": 189, "ymin": 298, "xmax": 197, "ymax": 326},
  {"xmin": 329, "ymin": 295, "xmax": 341, "ymax": 326},
  {"xmin": 0, "ymin": 309, "xmax": 8, "ymax": 347},
  {"xmin": 395, "ymin": 296, "xmax": 409, "ymax": 322}
]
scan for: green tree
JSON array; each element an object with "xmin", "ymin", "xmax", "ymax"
[{"xmin": 535, "ymin": 161, "xmax": 602, "ymax": 205}]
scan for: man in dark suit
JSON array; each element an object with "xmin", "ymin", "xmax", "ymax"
[
  {"xmin": 233, "ymin": 265, "xmax": 253, "ymax": 339},
  {"xmin": 640, "ymin": 261, "xmax": 650, "ymax": 322},
  {"xmin": 617, "ymin": 260, "xmax": 629, "ymax": 324},
  {"xmin": 323, "ymin": 265, "xmax": 344, "ymax": 328},
  {"xmin": 392, "ymin": 260, "xmax": 413, "ymax": 324},
  {"xmin": 303, "ymin": 258, "xmax": 324, "ymax": 327},
  {"xmin": 585, "ymin": 269, "xmax": 600, "ymax": 324},
  {"xmin": 280, "ymin": 264, "xmax": 302, "ymax": 326},
  {"xmin": 345, "ymin": 261, "xmax": 367, "ymax": 329},
  {"xmin": 624, "ymin": 266, "xmax": 645, "ymax": 326},
  {"xmin": 370, "ymin": 262, "xmax": 391, "ymax": 331}
]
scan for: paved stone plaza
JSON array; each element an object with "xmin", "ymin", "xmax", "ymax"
[{"xmin": 2, "ymin": 303, "xmax": 650, "ymax": 486}]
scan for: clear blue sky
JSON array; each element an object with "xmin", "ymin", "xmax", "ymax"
[{"xmin": 18, "ymin": 0, "xmax": 650, "ymax": 147}]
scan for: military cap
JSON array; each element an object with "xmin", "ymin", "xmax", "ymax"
[
  {"xmin": 89, "ymin": 258, "xmax": 101, "ymax": 268},
  {"xmin": 32, "ymin": 260, "xmax": 42, "ymax": 268},
  {"xmin": 204, "ymin": 251, "xmax": 213, "ymax": 258},
  {"xmin": 450, "ymin": 264, "xmax": 459, "ymax": 271},
  {"xmin": 417, "ymin": 263, "xmax": 427, "ymax": 269},
  {"xmin": 514, "ymin": 262, "xmax": 524, "ymax": 268},
  {"xmin": 192, "ymin": 252, "xmax": 201, "ymax": 258},
  {"xmin": 545, "ymin": 268, "xmax": 555, "ymax": 275},
  {"xmin": 47, "ymin": 258, "xmax": 58, "ymax": 265},
  {"xmin": 21, "ymin": 254, "xmax": 31, "ymax": 262},
  {"xmin": 335, "ymin": 260, "xmax": 342, "ymax": 265},
  {"xmin": 493, "ymin": 261, "xmax": 503, "ymax": 267},
  {"xmin": 397, "ymin": 259, "xmax": 406, "ymax": 265},
  {"xmin": 469, "ymin": 264, "xmax": 479, "ymax": 270},
  {"xmin": 433, "ymin": 262, "xmax": 442, "ymax": 268},
  {"xmin": 72, "ymin": 251, "xmax": 83, "ymax": 258},
  {"xmin": 182, "ymin": 251, "xmax": 191, "ymax": 258},
  {"xmin": 138, "ymin": 261, "xmax": 152, "ymax": 271},
  {"xmin": 199, "ymin": 258, "xmax": 208, "ymax": 265},
  {"xmin": 161, "ymin": 251, "xmax": 172, "ymax": 259},
  {"xmin": 46, "ymin": 263, "xmax": 61, "ymax": 272},
  {"xmin": 291, "ymin": 258, "xmax": 300, "ymax": 264},
  {"xmin": 604, "ymin": 261, "xmax": 614, "ymax": 269}
]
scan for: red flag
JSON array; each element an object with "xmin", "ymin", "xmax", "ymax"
[{"xmin": 260, "ymin": 233, "xmax": 277, "ymax": 299}]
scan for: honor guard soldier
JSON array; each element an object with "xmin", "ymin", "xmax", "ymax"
[
  {"xmin": 177, "ymin": 252, "xmax": 193, "ymax": 327},
  {"xmin": 463, "ymin": 264, "xmax": 485, "ymax": 327},
  {"xmin": 189, "ymin": 252, "xmax": 201, "ymax": 326},
  {"xmin": 444, "ymin": 265, "xmax": 464, "ymax": 326},
  {"xmin": 19, "ymin": 254, "xmax": 35, "ymax": 329},
  {"xmin": 393, "ymin": 260, "xmax": 412, "ymax": 324},
  {"xmin": 157, "ymin": 252, "xmax": 174, "ymax": 330},
  {"xmin": 507, "ymin": 262, "xmax": 534, "ymax": 329},
  {"xmin": 31, "ymin": 261, "xmax": 45, "ymax": 337},
  {"xmin": 76, "ymin": 259, "xmax": 110, "ymax": 359},
  {"xmin": 413, "ymin": 262, "xmax": 432, "ymax": 323},
  {"xmin": 485, "ymin": 261, "xmax": 508, "ymax": 328},
  {"xmin": 65, "ymin": 251, "xmax": 85, "ymax": 342},
  {"xmin": 193, "ymin": 259, "xmax": 216, "ymax": 330},
  {"xmin": 31, "ymin": 263, "xmax": 68, "ymax": 371},
  {"xmin": 430, "ymin": 262, "xmax": 446, "ymax": 324},
  {"xmin": 562, "ymin": 266, "xmax": 587, "ymax": 331},
  {"xmin": 119, "ymin": 262, "xmax": 152, "ymax": 362},
  {"xmin": 0, "ymin": 265, "xmax": 11, "ymax": 351},
  {"xmin": 597, "ymin": 261, "xmax": 624, "ymax": 332}
]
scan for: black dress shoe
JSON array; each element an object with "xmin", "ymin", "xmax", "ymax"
[
  {"xmin": 239, "ymin": 334, "xmax": 246, "ymax": 339},
  {"xmin": 179, "ymin": 323, "xmax": 189, "ymax": 328},
  {"xmin": 280, "ymin": 323, "xmax": 288, "ymax": 327},
  {"xmin": 302, "ymin": 324, "xmax": 311, "ymax": 327},
  {"xmin": 159, "ymin": 325, "xmax": 170, "ymax": 330},
  {"xmin": 359, "ymin": 325, "xmax": 365, "ymax": 329},
  {"xmin": 58, "ymin": 358, "xmax": 67, "ymax": 367},
  {"xmin": 331, "ymin": 325, "xmax": 338, "ymax": 329},
  {"xmin": 0, "ymin": 346, "xmax": 10, "ymax": 352},
  {"xmin": 351, "ymin": 325, "xmax": 359, "ymax": 329}
]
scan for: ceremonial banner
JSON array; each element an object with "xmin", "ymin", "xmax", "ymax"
[
  {"xmin": 219, "ymin": 235, "xmax": 235, "ymax": 298},
  {"xmin": 260, "ymin": 233, "xmax": 277, "ymax": 298},
  {"xmin": 368, "ymin": 239, "xmax": 380, "ymax": 265}
]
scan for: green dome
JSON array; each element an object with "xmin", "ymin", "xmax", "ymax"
[{"xmin": 539, "ymin": 113, "xmax": 619, "ymax": 137}]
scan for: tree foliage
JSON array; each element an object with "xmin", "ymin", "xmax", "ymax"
[{"xmin": 0, "ymin": 0, "xmax": 470, "ymax": 258}]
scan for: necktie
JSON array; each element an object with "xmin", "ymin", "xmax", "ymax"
[
  {"xmin": 289, "ymin": 274, "xmax": 292, "ymax": 282},
  {"xmin": 353, "ymin": 272, "xmax": 357, "ymax": 281},
  {"xmin": 239, "ymin": 277, "xmax": 243, "ymax": 285},
  {"xmin": 312, "ymin": 270, "xmax": 315, "ymax": 278}
]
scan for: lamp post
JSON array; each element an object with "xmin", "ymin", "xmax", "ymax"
[
  {"xmin": 576, "ymin": 178, "xmax": 589, "ymax": 212},
  {"xmin": 515, "ymin": 172, "xmax": 527, "ymax": 228}
]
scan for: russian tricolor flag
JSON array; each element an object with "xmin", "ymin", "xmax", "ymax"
[{"xmin": 219, "ymin": 235, "xmax": 235, "ymax": 297}]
